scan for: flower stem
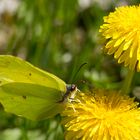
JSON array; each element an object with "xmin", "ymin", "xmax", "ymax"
[
  {"xmin": 21, "ymin": 119, "xmax": 29, "ymax": 140},
  {"xmin": 121, "ymin": 69, "xmax": 134, "ymax": 95}
]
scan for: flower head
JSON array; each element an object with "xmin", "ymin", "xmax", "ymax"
[
  {"xmin": 62, "ymin": 89, "xmax": 140, "ymax": 140},
  {"xmin": 99, "ymin": 5, "xmax": 140, "ymax": 71}
]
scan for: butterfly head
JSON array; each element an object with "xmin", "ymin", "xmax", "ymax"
[{"xmin": 67, "ymin": 84, "xmax": 77, "ymax": 92}]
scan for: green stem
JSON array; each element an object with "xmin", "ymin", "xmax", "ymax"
[
  {"xmin": 21, "ymin": 119, "xmax": 29, "ymax": 140},
  {"xmin": 121, "ymin": 69, "xmax": 134, "ymax": 95}
]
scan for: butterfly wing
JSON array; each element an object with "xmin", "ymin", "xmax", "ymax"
[
  {"xmin": 0, "ymin": 82, "xmax": 65, "ymax": 120},
  {"xmin": 0, "ymin": 55, "xmax": 67, "ymax": 120},
  {"xmin": 0, "ymin": 55, "xmax": 66, "ymax": 93}
]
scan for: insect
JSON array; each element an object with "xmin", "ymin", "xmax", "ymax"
[{"xmin": 0, "ymin": 55, "xmax": 77, "ymax": 120}]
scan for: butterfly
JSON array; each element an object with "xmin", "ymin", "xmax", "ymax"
[{"xmin": 0, "ymin": 55, "xmax": 77, "ymax": 120}]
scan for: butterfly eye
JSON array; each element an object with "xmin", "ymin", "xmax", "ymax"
[
  {"xmin": 71, "ymin": 84, "xmax": 76, "ymax": 91},
  {"xmin": 66, "ymin": 84, "xmax": 77, "ymax": 92}
]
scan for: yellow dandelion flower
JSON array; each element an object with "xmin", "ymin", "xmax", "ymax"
[
  {"xmin": 62, "ymin": 89, "xmax": 140, "ymax": 140},
  {"xmin": 99, "ymin": 5, "xmax": 140, "ymax": 71}
]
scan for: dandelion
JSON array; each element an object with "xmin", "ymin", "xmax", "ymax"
[
  {"xmin": 62, "ymin": 89, "xmax": 140, "ymax": 140},
  {"xmin": 99, "ymin": 5, "xmax": 140, "ymax": 71}
]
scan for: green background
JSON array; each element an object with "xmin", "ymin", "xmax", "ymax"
[{"xmin": 0, "ymin": 0, "xmax": 139, "ymax": 139}]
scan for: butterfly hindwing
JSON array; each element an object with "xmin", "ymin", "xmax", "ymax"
[{"xmin": 0, "ymin": 82, "xmax": 65, "ymax": 120}]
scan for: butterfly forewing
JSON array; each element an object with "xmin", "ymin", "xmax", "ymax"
[{"xmin": 0, "ymin": 55, "xmax": 66, "ymax": 92}]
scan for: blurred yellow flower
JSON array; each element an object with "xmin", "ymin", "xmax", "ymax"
[
  {"xmin": 62, "ymin": 89, "xmax": 140, "ymax": 140},
  {"xmin": 99, "ymin": 5, "xmax": 140, "ymax": 71}
]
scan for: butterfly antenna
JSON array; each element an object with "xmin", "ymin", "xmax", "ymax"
[{"xmin": 72, "ymin": 62, "xmax": 87, "ymax": 83}]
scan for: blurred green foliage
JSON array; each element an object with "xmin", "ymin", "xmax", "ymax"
[{"xmin": 0, "ymin": 0, "xmax": 139, "ymax": 139}]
